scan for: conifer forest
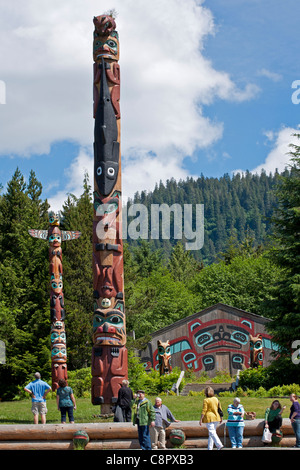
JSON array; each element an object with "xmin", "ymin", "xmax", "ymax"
[{"xmin": 0, "ymin": 139, "xmax": 299, "ymax": 399}]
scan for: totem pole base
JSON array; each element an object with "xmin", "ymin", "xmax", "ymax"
[{"xmin": 100, "ymin": 403, "xmax": 113, "ymax": 416}]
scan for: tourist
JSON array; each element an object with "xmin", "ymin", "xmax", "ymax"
[
  {"xmin": 289, "ymin": 394, "xmax": 300, "ymax": 448},
  {"xmin": 199, "ymin": 386, "xmax": 223, "ymax": 450},
  {"xmin": 132, "ymin": 390, "xmax": 156, "ymax": 450},
  {"xmin": 150, "ymin": 397, "xmax": 180, "ymax": 449},
  {"xmin": 24, "ymin": 372, "xmax": 52, "ymax": 424},
  {"xmin": 116, "ymin": 379, "xmax": 134, "ymax": 422},
  {"xmin": 264, "ymin": 400, "xmax": 286, "ymax": 434},
  {"xmin": 226, "ymin": 397, "xmax": 245, "ymax": 448},
  {"xmin": 56, "ymin": 378, "xmax": 76, "ymax": 424}
]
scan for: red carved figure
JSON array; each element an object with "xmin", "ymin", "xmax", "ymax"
[{"xmin": 93, "ymin": 15, "xmax": 116, "ymax": 36}]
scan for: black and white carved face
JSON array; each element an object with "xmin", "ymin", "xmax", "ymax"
[{"xmin": 95, "ymin": 161, "xmax": 119, "ymax": 196}]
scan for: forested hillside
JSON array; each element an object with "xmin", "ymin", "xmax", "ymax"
[
  {"xmin": 0, "ymin": 152, "xmax": 299, "ymax": 398},
  {"xmin": 127, "ymin": 170, "xmax": 285, "ymax": 263}
]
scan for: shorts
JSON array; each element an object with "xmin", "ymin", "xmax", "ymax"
[{"xmin": 31, "ymin": 402, "xmax": 48, "ymax": 415}]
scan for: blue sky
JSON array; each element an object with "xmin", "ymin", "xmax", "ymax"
[
  {"xmin": 0, "ymin": 0, "xmax": 299, "ymax": 210},
  {"xmin": 193, "ymin": 0, "xmax": 300, "ymax": 177}
]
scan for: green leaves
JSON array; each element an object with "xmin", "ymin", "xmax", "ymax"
[{"xmin": 266, "ymin": 138, "xmax": 300, "ymax": 351}]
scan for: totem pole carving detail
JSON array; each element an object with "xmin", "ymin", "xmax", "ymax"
[
  {"xmin": 28, "ymin": 211, "xmax": 81, "ymax": 390},
  {"xmin": 157, "ymin": 340, "xmax": 172, "ymax": 375},
  {"xmin": 91, "ymin": 14, "xmax": 128, "ymax": 407},
  {"xmin": 250, "ymin": 333, "xmax": 263, "ymax": 368}
]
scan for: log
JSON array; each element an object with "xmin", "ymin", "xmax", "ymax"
[
  {"xmin": 167, "ymin": 418, "xmax": 293, "ymax": 437},
  {"xmin": 0, "ymin": 419, "xmax": 294, "ymax": 440},
  {"xmin": 0, "ymin": 435, "xmax": 296, "ymax": 450},
  {"xmin": 0, "ymin": 439, "xmax": 141, "ymax": 451},
  {"xmin": 0, "ymin": 440, "xmax": 73, "ymax": 450},
  {"xmin": 0, "ymin": 422, "xmax": 138, "ymax": 441},
  {"xmin": 0, "ymin": 419, "xmax": 296, "ymax": 450},
  {"xmin": 180, "ymin": 435, "xmax": 297, "ymax": 449},
  {"xmin": 87, "ymin": 439, "xmax": 140, "ymax": 450}
]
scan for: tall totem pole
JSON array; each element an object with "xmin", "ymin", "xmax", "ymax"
[
  {"xmin": 28, "ymin": 212, "xmax": 81, "ymax": 390},
  {"xmin": 91, "ymin": 14, "xmax": 128, "ymax": 411}
]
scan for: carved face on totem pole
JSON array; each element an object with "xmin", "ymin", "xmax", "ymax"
[
  {"xmin": 157, "ymin": 340, "xmax": 172, "ymax": 375},
  {"xmin": 250, "ymin": 334, "xmax": 263, "ymax": 367},
  {"xmin": 48, "ymin": 226, "xmax": 62, "ymax": 249},
  {"xmin": 48, "ymin": 211, "xmax": 60, "ymax": 226},
  {"xmin": 51, "ymin": 321, "xmax": 66, "ymax": 346},
  {"xmin": 94, "ymin": 192, "xmax": 120, "ymax": 243},
  {"xmin": 93, "ymin": 191, "xmax": 123, "ymax": 304},
  {"xmin": 93, "ymin": 309, "xmax": 126, "ymax": 347},
  {"xmin": 50, "ymin": 276, "xmax": 63, "ymax": 295},
  {"xmin": 93, "ymin": 15, "xmax": 119, "ymax": 62},
  {"xmin": 51, "ymin": 343, "xmax": 67, "ymax": 363}
]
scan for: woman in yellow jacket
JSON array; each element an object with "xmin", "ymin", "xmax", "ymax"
[{"xmin": 199, "ymin": 386, "xmax": 223, "ymax": 450}]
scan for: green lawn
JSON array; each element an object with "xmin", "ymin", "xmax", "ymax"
[{"xmin": 0, "ymin": 396, "xmax": 292, "ymax": 424}]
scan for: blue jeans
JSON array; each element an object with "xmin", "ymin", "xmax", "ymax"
[
  {"xmin": 228, "ymin": 425, "xmax": 244, "ymax": 448},
  {"xmin": 60, "ymin": 406, "xmax": 74, "ymax": 423},
  {"xmin": 137, "ymin": 424, "xmax": 152, "ymax": 450},
  {"xmin": 292, "ymin": 419, "xmax": 300, "ymax": 448}
]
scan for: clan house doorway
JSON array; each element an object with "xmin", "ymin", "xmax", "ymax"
[{"xmin": 215, "ymin": 353, "xmax": 231, "ymax": 375}]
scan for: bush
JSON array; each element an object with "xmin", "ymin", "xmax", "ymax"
[
  {"xmin": 188, "ymin": 390, "xmax": 205, "ymax": 397},
  {"xmin": 137, "ymin": 367, "xmax": 185, "ymax": 395},
  {"xmin": 67, "ymin": 368, "xmax": 92, "ymax": 398},
  {"xmin": 235, "ymin": 387, "xmax": 248, "ymax": 397},
  {"xmin": 211, "ymin": 370, "xmax": 233, "ymax": 383},
  {"xmin": 255, "ymin": 386, "xmax": 267, "ymax": 397},
  {"xmin": 184, "ymin": 369, "xmax": 210, "ymax": 383},
  {"xmin": 239, "ymin": 358, "xmax": 300, "ymax": 391},
  {"xmin": 239, "ymin": 366, "xmax": 269, "ymax": 390}
]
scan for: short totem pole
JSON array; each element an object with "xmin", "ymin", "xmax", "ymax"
[
  {"xmin": 28, "ymin": 211, "xmax": 81, "ymax": 390},
  {"xmin": 157, "ymin": 340, "xmax": 172, "ymax": 375},
  {"xmin": 91, "ymin": 13, "xmax": 128, "ymax": 411}
]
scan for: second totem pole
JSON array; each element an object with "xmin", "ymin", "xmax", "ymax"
[{"xmin": 91, "ymin": 14, "xmax": 128, "ymax": 411}]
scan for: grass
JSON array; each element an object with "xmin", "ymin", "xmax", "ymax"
[{"xmin": 0, "ymin": 396, "xmax": 293, "ymax": 425}]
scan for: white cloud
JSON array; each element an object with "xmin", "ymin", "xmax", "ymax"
[
  {"xmin": 233, "ymin": 126, "xmax": 300, "ymax": 176},
  {"xmin": 48, "ymin": 147, "xmax": 93, "ymax": 211},
  {"xmin": 257, "ymin": 68, "xmax": 282, "ymax": 82},
  {"xmin": 0, "ymin": 0, "xmax": 259, "ymax": 209}
]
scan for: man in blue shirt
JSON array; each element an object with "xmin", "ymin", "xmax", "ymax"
[{"xmin": 24, "ymin": 372, "xmax": 51, "ymax": 424}]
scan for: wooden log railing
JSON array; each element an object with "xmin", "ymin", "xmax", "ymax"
[{"xmin": 0, "ymin": 419, "xmax": 296, "ymax": 450}]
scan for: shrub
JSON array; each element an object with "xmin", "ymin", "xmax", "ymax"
[
  {"xmin": 188, "ymin": 390, "xmax": 205, "ymax": 397},
  {"xmin": 235, "ymin": 387, "xmax": 248, "ymax": 397},
  {"xmin": 280, "ymin": 384, "xmax": 300, "ymax": 396},
  {"xmin": 267, "ymin": 385, "xmax": 282, "ymax": 397},
  {"xmin": 239, "ymin": 366, "xmax": 269, "ymax": 390},
  {"xmin": 255, "ymin": 386, "xmax": 267, "ymax": 397},
  {"xmin": 138, "ymin": 367, "xmax": 185, "ymax": 395},
  {"xmin": 67, "ymin": 368, "xmax": 92, "ymax": 397},
  {"xmin": 211, "ymin": 370, "xmax": 233, "ymax": 383}
]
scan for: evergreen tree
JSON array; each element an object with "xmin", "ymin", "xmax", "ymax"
[
  {"xmin": 130, "ymin": 239, "xmax": 163, "ymax": 278},
  {"xmin": 0, "ymin": 169, "xmax": 50, "ymax": 398},
  {"xmin": 266, "ymin": 136, "xmax": 300, "ymax": 352},
  {"xmin": 127, "ymin": 169, "xmax": 281, "ymax": 264},
  {"xmin": 167, "ymin": 241, "xmax": 203, "ymax": 282},
  {"xmin": 60, "ymin": 173, "xmax": 94, "ymax": 369}
]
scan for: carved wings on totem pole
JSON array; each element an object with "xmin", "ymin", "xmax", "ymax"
[{"xmin": 28, "ymin": 211, "xmax": 81, "ymax": 390}]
